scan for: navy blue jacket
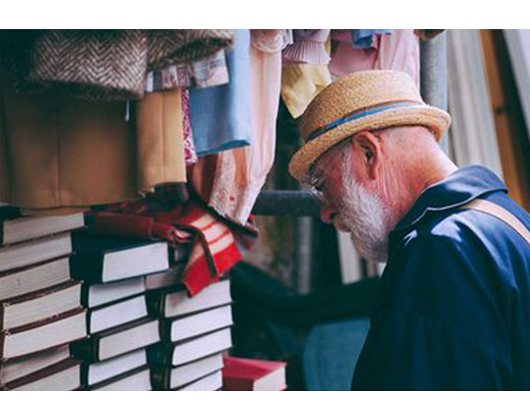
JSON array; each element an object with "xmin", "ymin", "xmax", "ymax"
[{"xmin": 351, "ymin": 166, "xmax": 530, "ymax": 390}]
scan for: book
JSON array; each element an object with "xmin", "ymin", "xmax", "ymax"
[
  {"xmin": 147, "ymin": 327, "xmax": 232, "ymax": 367},
  {"xmin": 0, "ymin": 212, "xmax": 84, "ymax": 246},
  {"xmin": 0, "ymin": 257, "xmax": 71, "ymax": 301},
  {"xmin": 144, "ymin": 265, "xmax": 184, "ymax": 291},
  {"xmin": 147, "ymin": 280, "xmax": 231, "ymax": 318},
  {"xmin": 82, "ymin": 348, "xmax": 147, "ymax": 387},
  {"xmin": 176, "ymin": 370, "xmax": 222, "ymax": 391},
  {"xmin": 159, "ymin": 305, "xmax": 233, "ymax": 343},
  {"xmin": 90, "ymin": 366, "xmax": 151, "ymax": 391},
  {"xmin": 222, "ymin": 356, "xmax": 287, "ymax": 391},
  {"xmin": 171, "ymin": 243, "xmax": 191, "ymax": 265},
  {"xmin": 71, "ymin": 317, "xmax": 159, "ymax": 362},
  {"xmin": 87, "ymin": 294, "xmax": 148, "ymax": 334},
  {"xmin": 0, "ymin": 358, "xmax": 80, "ymax": 391},
  {"xmin": 1, "ymin": 307, "xmax": 86, "ymax": 361},
  {"xmin": 0, "ymin": 281, "xmax": 82, "ymax": 330},
  {"xmin": 151, "ymin": 352, "xmax": 224, "ymax": 390},
  {"xmin": 0, "ymin": 233, "xmax": 72, "ymax": 274},
  {"xmin": 0, "ymin": 344, "xmax": 70, "ymax": 385},
  {"xmin": 82, "ymin": 276, "xmax": 146, "ymax": 308},
  {"xmin": 70, "ymin": 233, "xmax": 169, "ymax": 284}
]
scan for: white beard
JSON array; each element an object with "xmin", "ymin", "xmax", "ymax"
[{"xmin": 334, "ymin": 174, "xmax": 391, "ymax": 263}]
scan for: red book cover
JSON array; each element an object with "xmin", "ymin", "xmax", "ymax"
[{"xmin": 222, "ymin": 356, "xmax": 287, "ymax": 391}]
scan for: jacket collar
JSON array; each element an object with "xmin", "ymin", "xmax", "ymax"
[{"xmin": 393, "ymin": 165, "xmax": 507, "ymax": 232}]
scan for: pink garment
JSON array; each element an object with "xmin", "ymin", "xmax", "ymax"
[
  {"xmin": 189, "ymin": 30, "xmax": 282, "ymax": 225},
  {"xmin": 375, "ymin": 29, "xmax": 420, "ymax": 87},
  {"xmin": 329, "ymin": 30, "xmax": 378, "ymax": 77},
  {"xmin": 181, "ymin": 88, "xmax": 198, "ymax": 164},
  {"xmin": 282, "ymin": 30, "xmax": 331, "ymax": 65}
]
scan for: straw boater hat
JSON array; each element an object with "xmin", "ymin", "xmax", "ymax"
[{"xmin": 288, "ymin": 70, "xmax": 452, "ymax": 181}]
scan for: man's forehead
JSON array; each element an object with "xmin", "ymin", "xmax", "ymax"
[{"xmin": 311, "ymin": 137, "xmax": 350, "ymax": 175}]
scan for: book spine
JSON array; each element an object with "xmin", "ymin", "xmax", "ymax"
[
  {"xmin": 145, "ymin": 292, "xmax": 164, "ymax": 317},
  {"xmin": 146, "ymin": 342, "xmax": 172, "ymax": 366},
  {"xmin": 69, "ymin": 253, "xmax": 104, "ymax": 284},
  {"xmin": 222, "ymin": 377, "xmax": 255, "ymax": 391},
  {"xmin": 0, "ymin": 326, "xmax": 4, "ymax": 362},
  {"xmin": 149, "ymin": 366, "xmax": 170, "ymax": 390},
  {"xmin": 70, "ymin": 337, "xmax": 100, "ymax": 363},
  {"xmin": 80, "ymin": 282, "xmax": 90, "ymax": 308},
  {"xmin": 158, "ymin": 319, "xmax": 171, "ymax": 342},
  {"xmin": 0, "ymin": 302, "xmax": 5, "ymax": 332},
  {"xmin": 80, "ymin": 362, "xmax": 90, "ymax": 387}
]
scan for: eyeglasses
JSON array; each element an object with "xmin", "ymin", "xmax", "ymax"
[{"xmin": 302, "ymin": 168, "xmax": 328, "ymax": 203}]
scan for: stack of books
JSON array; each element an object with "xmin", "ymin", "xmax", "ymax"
[
  {"xmin": 0, "ymin": 208, "xmax": 87, "ymax": 391},
  {"xmin": 147, "ymin": 279, "xmax": 234, "ymax": 391},
  {"xmin": 222, "ymin": 356, "xmax": 287, "ymax": 391},
  {"xmin": 69, "ymin": 232, "xmax": 171, "ymax": 391}
]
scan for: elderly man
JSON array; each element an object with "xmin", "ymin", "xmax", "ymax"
[{"xmin": 288, "ymin": 70, "xmax": 530, "ymax": 390}]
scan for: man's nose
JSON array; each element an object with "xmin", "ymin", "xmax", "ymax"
[{"xmin": 320, "ymin": 202, "xmax": 337, "ymax": 224}]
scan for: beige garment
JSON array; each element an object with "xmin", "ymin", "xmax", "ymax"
[
  {"xmin": 135, "ymin": 89, "xmax": 186, "ymax": 192},
  {"xmin": 0, "ymin": 70, "xmax": 186, "ymax": 214}
]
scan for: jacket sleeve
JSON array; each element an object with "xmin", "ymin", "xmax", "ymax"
[{"xmin": 351, "ymin": 232, "xmax": 513, "ymax": 390}]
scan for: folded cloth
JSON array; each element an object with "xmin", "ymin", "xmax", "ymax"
[
  {"xmin": 145, "ymin": 49, "xmax": 230, "ymax": 92},
  {"xmin": 91, "ymin": 193, "xmax": 257, "ymax": 296},
  {"xmin": 1, "ymin": 29, "xmax": 235, "ymax": 101}
]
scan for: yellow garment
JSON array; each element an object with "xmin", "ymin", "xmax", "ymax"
[{"xmin": 281, "ymin": 64, "xmax": 332, "ymax": 119}]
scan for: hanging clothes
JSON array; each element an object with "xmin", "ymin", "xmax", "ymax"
[
  {"xmin": 280, "ymin": 30, "xmax": 332, "ymax": 118},
  {"xmin": 145, "ymin": 49, "xmax": 230, "ymax": 92},
  {"xmin": 375, "ymin": 29, "xmax": 420, "ymax": 87},
  {"xmin": 135, "ymin": 89, "xmax": 187, "ymax": 188},
  {"xmin": 189, "ymin": 29, "xmax": 252, "ymax": 156},
  {"xmin": 281, "ymin": 64, "xmax": 332, "ymax": 119},
  {"xmin": 0, "ymin": 62, "xmax": 188, "ymax": 215},
  {"xmin": 181, "ymin": 89, "xmax": 198, "ymax": 165},
  {"xmin": 189, "ymin": 29, "xmax": 283, "ymax": 225},
  {"xmin": 351, "ymin": 29, "xmax": 392, "ymax": 49},
  {"xmin": 282, "ymin": 30, "xmax": 331, "ymax": 65},
  {"xmin": 329, "ymin": 30, "xmax": 379, "ymax": 78},
  {"xmin": 414, "ymin": 29, "xmax": 445, "ymax": 41},
  {"xmin": 0, "ymin": 30, "xmax": 235, "ymax": 101}
]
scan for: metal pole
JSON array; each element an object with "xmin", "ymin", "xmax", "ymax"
[
  {"xmin": 420, "ymin": 32, "xmax": 449, "ymax": 153},
  {"xmin": 252, "ymin": 190, "xmax": 320, "ymax": 217}
]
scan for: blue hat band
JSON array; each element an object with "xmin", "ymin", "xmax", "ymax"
[{"xmin": 306, "ymin": 100, "xmax": 423, "ymax": 142}]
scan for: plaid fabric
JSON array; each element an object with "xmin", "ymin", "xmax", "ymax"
[{"xmin": 92, "ymin": 191, "xmax": 257, "ymax": 296}]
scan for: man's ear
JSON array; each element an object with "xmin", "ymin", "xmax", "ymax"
[{"xmin": 351, "ymin": 130, "xmax": 382, "ymax": 180}]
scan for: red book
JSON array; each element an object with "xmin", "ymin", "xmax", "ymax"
[{"xmin": 222, "ymin": 356, "xmax": 287, "ymax": 391}]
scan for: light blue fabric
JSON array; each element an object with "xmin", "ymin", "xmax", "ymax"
[
  {"xmin": 352, "ymin": 29, "xmax": 392, "ymax": 49},
  {"xmin": 189, "ymin": 29, "xmax": 251, "ymax": 156}
]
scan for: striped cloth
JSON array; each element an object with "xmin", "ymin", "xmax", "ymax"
[{"xmin": 91, "ymin": 194, "xmax": 256, "ymax": 296}]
